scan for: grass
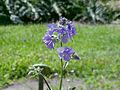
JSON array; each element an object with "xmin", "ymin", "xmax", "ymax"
[{"xmin": 0, "ymin": 24, "xmax": 120, "ymax": 89}]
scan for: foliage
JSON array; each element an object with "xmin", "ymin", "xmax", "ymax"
[
  {"xmin": 0, "ymin": 0, "xmax": 9, "ymax": 15},
  {"xmin": 73, "ymin": 0, "xmax": 114, "ymax": 23},
  {"xmin": 0, "ymin": 0, "xmax": 119, "ymax": 24},
  {"xmin": 4, "ymin": 0, "xmax": 39, "ymax": 23},
  {"xmin": 0, "ymin": 15, "xmax": 12, "ymax": 25},
  {"xmin": 0, "ymin": 0, "xmax": 11, "ymax": 25},
  {"xmin": 0, "ymin": 24, "xmax": 120, "ymax": 89},
  {"xmin": 31, "ymin": 0, "xmax": 78, "ymax": 21}
]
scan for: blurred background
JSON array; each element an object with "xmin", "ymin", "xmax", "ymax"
[
  {"xmin": 0, "ymin": 0, "xmax": 120, "ymax": 90},
  {"xmin": 0, "ymin": 0, "xmax": 120, "ymax": 24}
]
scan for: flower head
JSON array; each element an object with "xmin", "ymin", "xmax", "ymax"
[
  {"xmin": 59, "ymin": 18, "xmax": 76, "ymax": 43},
  {"xmin": 67, "ymin": 22, "xmax": 76, "ymax": 37},
  {"xmin": 47, "ymin": 24, "xmax": 57, "ymax": 35},
  {"xmin": 59, "ymin": 17, "xmax": 67, "ymax": 25},
  {"xmin": 57, "ymin": 47, "xmax": 79, "ymax": 61},
  {"xmin": 43, "ymin": 34, "xmax": 56, "ymax": 49},
  {"xmin": 43, "ymin": 17, "xmax": 77, "ymax": 48},
  {"xmin": 48, "ymin": 24, "xmax": 57, "ymax": 29}
]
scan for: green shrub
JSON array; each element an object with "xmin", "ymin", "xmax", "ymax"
[
  {"xmin": 0, "ymin": 15, "xmax": 12, "ymax": 25},
  {"xmin": 73, "ymin": 0, "xmax": 115, "ymax": 23},
  {"xmin": 0, "ymin": 0, "xmax": 120, "ymax": 24},
  {"xmin": 0, "ymin": 0, "xmax": 9, "ymax": 15}
]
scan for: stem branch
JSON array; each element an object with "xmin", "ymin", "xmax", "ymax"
[
  {"xmin": 40, "ymin": 73, "xmax": 51, "ymax": 90},
  {"xmin": 39, "ymin": 73, "xmax": 51, "ymax": 90},
  {"xmin": 59, "ymin": 59, "xmax": 64, "ymax": 90}
]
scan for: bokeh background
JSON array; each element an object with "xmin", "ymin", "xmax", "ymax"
[
  {"xmin": 0, "ymin": 0, "xmax": 120, "ymax": 90},
  {"xmin": 0, "ymin": 0, "xmax": 120, "ymax": 24}
]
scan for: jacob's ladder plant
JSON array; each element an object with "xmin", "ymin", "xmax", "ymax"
[
  {"xmin": 43, "ymin": 17, "xmax": 80, "ymax": 90},
  {"xmin": 29, "ymin": 17, "xmax": 80, "ymax": 90}
]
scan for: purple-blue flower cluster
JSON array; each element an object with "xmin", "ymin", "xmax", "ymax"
[
  {"xmin": 43, "ymin": 17, "xmax": 80, "ymax": 61},
  {"xmin": 43, "ymin": 17, "xmax": 76, "ymax": 48},
  {"xmin": 57, "ymin": 47, "xmax": 80, "ymax": 61}
]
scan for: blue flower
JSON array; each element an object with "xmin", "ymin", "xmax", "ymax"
[
  {"xmin": 57, "ymin": 18, "xmax": 76, "ymax": 43},
  {"xmin": 57, "ymin": 27, "xmax": 66, "ymax": 35},
  {"xmin": 57, "ymin": 27, "xmax": 68, "ymax": 43},
  {"xmin": 60, "ymin": 17, "xmax": 67, "ymax": 25},
  {"xmin": 47, "ymin": 24, "xmax": 57, "ymax": 35},
  {"xmin": 61, "ymin": 34, "xmax": 69, "ymax": 44},
  {"xmin": 43, "ymin": 17, "xmax": 77, "ymax": 48},
  {"xmin": 48, "ymin": 24, "xmax": 57, "ymax": 29},
  {"xmin": 57, "ymin": 47, "xmax": 80, "ymax": 61},
  {"xmin": 57, "ymin": 47, "xmax": 75, "ymax": 61},
  {"xmin": 67, "ymin": 22, "xmax": 76, "ymax": 38},
  {"xmin": 43, "ymin": 34, "xmax": 56, "ymax": 49}
]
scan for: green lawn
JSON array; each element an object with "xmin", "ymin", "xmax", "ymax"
[{"xmin": 0, "ymin": 24, "xmax": 120, "ymax": 89}]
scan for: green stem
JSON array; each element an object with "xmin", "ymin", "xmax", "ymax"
[
  {"xmin": 60, "ymin": 41, "xmax": 63, "ymax": 47},
  {"xmin": 59, "ymin": 41, "xmax": 63, "ymax": 90},
  {"xmin": 59, "ymin": 59, "xmax": 63, "ymax": 90}
]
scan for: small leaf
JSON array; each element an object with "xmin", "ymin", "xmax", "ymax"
[
  {"xmin": 63, "ymin": 62, "xmax": 69, "ymax": 69},
  {"xmin": 28, "ymin": 70, "xmax": 34, "ymax": 75}
]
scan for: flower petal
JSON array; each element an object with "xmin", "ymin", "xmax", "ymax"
[{"xmin": 64, "ymin": 54, "xmax": 71, "ymax": 61}]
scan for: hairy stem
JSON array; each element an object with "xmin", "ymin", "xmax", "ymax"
[
  {"xmin": 59, "ymin": 58, "xmax": 63, "ymax": 90},
  {"xmin": 59, "ymin": 42, "xmax": 63, "ymax": 90}
]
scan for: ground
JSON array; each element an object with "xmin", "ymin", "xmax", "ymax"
[
  {"xmin": 2, "ymin": 77, "xmax": 120, "ymax": 90},
  {"xmin": 2, "ymin": 78, "xmax": 83, "ymax": 90}
]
